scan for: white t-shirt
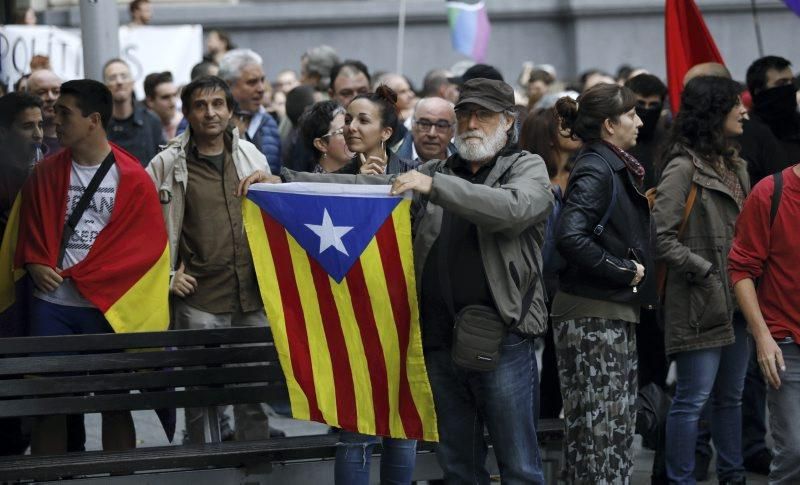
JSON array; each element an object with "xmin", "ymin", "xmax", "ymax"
[{"xmin": 34, "ymin": 160, "xmax": 120, "ymax": 307}]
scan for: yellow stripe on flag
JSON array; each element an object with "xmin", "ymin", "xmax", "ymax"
[
  {"xmin": 392, "ymin": 202, "xmax": 439, "ymax": 441},
  {"xmin": 243, "ymin": 200, "xmax": 310, "ymax": 420},
  {"xmin": 287, "ymin": 234, "xmax": 339, "ymax": 427},
  {"xmin": 104, "ymin": 244, "xmax": 170, "ymax": 333},
  {"xmin": 0, "ymin": 194, "xmax": 26, "ymax": 314},
  {"xmin": 330, "ymin": 276, "xmax": 376, "ymax": 435},
  {"xmin": 359, "ymin": 238, "xmax": 405, "ymax": 439}
]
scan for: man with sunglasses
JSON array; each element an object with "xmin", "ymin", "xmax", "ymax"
[{"xmin": 396, "ymin": 96, "xmax": 457, "ymax": 163}]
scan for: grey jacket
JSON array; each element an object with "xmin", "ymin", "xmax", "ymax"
[
  {"xmin": 283, "ymin": 149, "xmax": 554, "ymax": 336},
  {"xmin": 653, "ymin": 147, "xmax": 749, "ymax": 355}
]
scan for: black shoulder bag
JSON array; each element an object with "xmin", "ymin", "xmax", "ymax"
[{"xmin": 58, "ymin": 151, "xmax": 116, "ymax": 266}]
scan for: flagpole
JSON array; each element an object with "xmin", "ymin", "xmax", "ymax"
[
  {"xmin": 396, "ymin": 0, "xmax": 407, "ymax": 75},
  {"xmin": 750, "ymin": 0, "xmax": 765, "ymax": 58}
]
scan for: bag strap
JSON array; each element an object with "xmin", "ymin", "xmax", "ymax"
[
  {"xmin": 437, "ymin": 212, "xmax": 457, "ymax": 318},
  {"xmin": 58, "ymin": 150, "xmax": 116, "ymax": 266},
  {"xmin": 575, "ymin": 152, "xmax": 618, "ymax": 237},
  {"xmin": 676, "ymin": 183, "xmax": 699, "ymax": 241},
  {"xmin": 770, "ymin": 171, "xmax": 783, "ymax": 228}
]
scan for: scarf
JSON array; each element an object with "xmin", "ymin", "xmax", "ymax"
[{"xmin": 602, "ymin": 140, "xmax": 645, "ymax": 187}]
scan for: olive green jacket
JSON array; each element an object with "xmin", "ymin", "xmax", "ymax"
[{"xmin": 653, "ymin": 147, "xmax": 749, "ymax": 355}]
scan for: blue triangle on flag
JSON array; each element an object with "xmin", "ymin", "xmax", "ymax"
[{"xmin": 248, "ymin": 190, "xmax": 401, "ymax": 283}]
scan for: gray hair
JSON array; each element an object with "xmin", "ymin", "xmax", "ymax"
[
  {"xmin": 504, "ymin": 108, "xmax": 520, "ymax": 145},
  {"xmin": 422, "ymin": 69, "xmax": 452, "ymax": 97},
  {"xmin": 218, "ymin": 48, "xmax": 263, "ymax": 84},
  {"xmin": 302, "ymin": 45, "xmax": 339, "ymax": 89}
]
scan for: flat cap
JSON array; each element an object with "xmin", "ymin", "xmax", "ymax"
[{"xmin": 455, "ymin": 78, "xmax": 515, "ymax": 112}]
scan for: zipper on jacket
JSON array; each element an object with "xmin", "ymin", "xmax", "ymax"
[{"xmin": 604, "ymin": 258, "xmax": 636, "ymax": 274}]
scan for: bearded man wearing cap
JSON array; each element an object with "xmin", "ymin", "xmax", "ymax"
[{"xmin": 240, "ymin": 78, "xmax": 554, "ymax": 483}]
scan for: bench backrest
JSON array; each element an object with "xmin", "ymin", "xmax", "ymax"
[{"xmin": 0, "ymin": 327, "xmax": 287, "ymax": 418}]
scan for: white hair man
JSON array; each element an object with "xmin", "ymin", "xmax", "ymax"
[{"xmin": 219, "ymin": 48, "xmax": 282, "ymax": 173}]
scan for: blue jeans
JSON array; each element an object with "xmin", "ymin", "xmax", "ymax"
[
  {"xmin": 665, "ymin": 314, "xmax": 749, "ymax": 484},
  {"xmin": 29, "ymin": 297, "xmax": 113, "ymax": 337},
  {"xmin": 767, "ymin": 338, "xmax": 800, "ymax": 483},
  {"xmin": 334, "ymin": 430, "xmax": 417, "ymax": 485},
  {"xmin": 425, "ymin": 333, "xmax": 544, "ymax": 485}
]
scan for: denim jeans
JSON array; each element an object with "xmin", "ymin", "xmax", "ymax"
[
  {"xmin": 767, "ymin": 338, "xmax": 800, "ymax": 483},
  {"xmin": 425, "ymin": 333, "xmax": 544, "ymax": 485},
  {"xmin": 665, "ymin": 314, "xmax": 749, "ymax": 484},
  {"xmin": 334, "ymin": 430, "xmax": 417, "ymax": 485}
]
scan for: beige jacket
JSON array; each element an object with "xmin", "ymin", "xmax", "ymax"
[{"xmin": 145, "ymin": 127, "xmax": 269, "ymax": 270}]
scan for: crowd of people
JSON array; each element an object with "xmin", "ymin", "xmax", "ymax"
[{"xmin": 2, "ymin": 6, "xmax": 800, "ymax": 484}]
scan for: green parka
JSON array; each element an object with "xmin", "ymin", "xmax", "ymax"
[{"xmin": 653, "ymin": 147, "xmax": 750, "ymax": 355}]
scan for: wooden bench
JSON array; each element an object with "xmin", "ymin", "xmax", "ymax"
[{"xmin": 0, "ymin": 327, "xmax": 563, "ymax": 482}]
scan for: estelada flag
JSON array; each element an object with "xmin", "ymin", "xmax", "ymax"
[
  {"xmin": 0, "ymin": 144, "xmax": 170, "ymax": 333},
  {"xmin": 665, "ymin": 0, "xmax": 725, "ymax": 114},
  {"xmin": 245, "ymin": 182, "xmax": 438, "ymax": 441}
]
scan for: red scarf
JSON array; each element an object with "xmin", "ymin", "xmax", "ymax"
[{"xmin": 602, "ymin": 140, "xmax": 646, "ymax": 187}]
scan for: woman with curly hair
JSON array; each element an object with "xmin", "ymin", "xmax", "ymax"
[{"xmin": 653, "ymin": 76, "xmax": 749, "ymax": 484}]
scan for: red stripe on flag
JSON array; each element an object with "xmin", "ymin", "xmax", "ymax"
[
  {"xmin": 308, "ymin": 259, "xmax": 358, "ymax": 431},
  {"xmin": 374, "ymin": 218, "xmax": 424, "ymax": 438},
  {"xmin": 347, "ymin": 261, "xmax": 391, "ymax": 436},
  {"xmin": 261, "ymin": 212, "xmax": 324, "ymax": 422}
]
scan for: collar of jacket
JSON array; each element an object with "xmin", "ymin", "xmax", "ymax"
[
  {"xmin": 681, "ymin": 145, "xmax": 749, "ymax": 197},
  {"xmin": 582, "ymin": 141, "xmax": 626, "ymax": 171},
  {"xmin": 247, "ymin": 106, "xmax": 268, "ymax": 140},
  {"xmin": 164, "ymin": 125, "xmax": 243, "ymax": 190},
  {"xmin": 130, "ymin": 102, "xmax": 149, "ymax": 127}
]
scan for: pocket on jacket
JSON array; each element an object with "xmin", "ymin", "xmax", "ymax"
[{"xmin": 688, "ymin": 274, "xmax": 727, "ymax": 332}]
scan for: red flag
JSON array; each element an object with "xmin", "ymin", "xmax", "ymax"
[
  {"xmin": 5, "ymin": 144, "xmax": 170, "ymax": 333},
  {"xmin": 665, "ymin": 0, "xmax": 725, "ymax": 113}
]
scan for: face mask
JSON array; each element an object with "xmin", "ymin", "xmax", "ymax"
[
  {"xmin": 753, "ymin": 84, "xmax": 799, "ymax": 129},
  {"xmin": 635, "ymin": 104, "xmax": 662, "ymax": 141}
]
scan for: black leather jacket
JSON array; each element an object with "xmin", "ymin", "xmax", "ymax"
[{"xmin": 555, "ymin": 142, "xmax": 656, "ymax": 306}]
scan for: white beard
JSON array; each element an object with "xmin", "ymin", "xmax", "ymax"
[{"xmin": 454, "ymin": 121, "xmax": 508, "ymax": 162}]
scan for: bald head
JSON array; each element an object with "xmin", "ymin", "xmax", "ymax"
[
  {"xmin": 26, "ymin": 69, "xmax": 62, "ymax": 121},
  {"xmin": 683, "ymin": 62, "xmax": 731, "ymax": 85},
  {"xmin": 411, "ymin": 97, "xmax": 456, "ymax": 163}
]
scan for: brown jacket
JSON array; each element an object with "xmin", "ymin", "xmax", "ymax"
[{"xmin": 653, "ymin": 147, "xmax": 749, "ymax": 355}]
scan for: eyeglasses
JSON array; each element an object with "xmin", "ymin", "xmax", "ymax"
[
  {"xmin": 414, "ymin": 119, "xmax": 454, "ymax": 133},
  {"xmin": 321, "ymin": 127, "xmax": 345, "ymax": 139},
  {"xmin": 455, "ymin": 108, "xmax": 495, "ymax": 124}
]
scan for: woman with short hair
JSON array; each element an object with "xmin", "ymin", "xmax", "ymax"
[
  {"xmin": 654, "ymin": 76, "xmax": 750, "ymax": 485},
  {"xmin": 297, "ymin": 101, "xmax": 355, "ymax": 174}
]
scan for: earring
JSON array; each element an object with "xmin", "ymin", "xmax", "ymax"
[
  {"xmin": 381, "ymin": 140, "xmax": 385, "ymax": 151},
  {"xmin": 322, "ymin": 153, "xmax": 327, "ymax": 159}
]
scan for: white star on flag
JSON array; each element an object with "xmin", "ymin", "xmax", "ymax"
[{"xmin": 305, "ymin": 208, "xmax": 354, "ymax": 256}]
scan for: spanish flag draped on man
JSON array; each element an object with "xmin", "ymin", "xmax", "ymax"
[
  {"xmin": 0, "ymin": 142, "xmax": 170, "ymax": 334},
  {"xmin": 245, "ymin": 182, "xmax": 438, "ymax": 442}
]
